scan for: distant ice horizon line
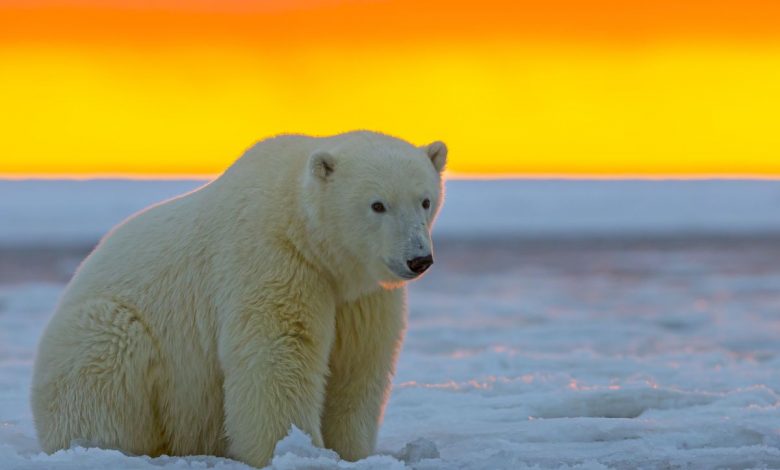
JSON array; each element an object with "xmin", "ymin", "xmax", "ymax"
[{"xmin": 2, "ymin": 172, "xmax": 780, "ymax": 182}]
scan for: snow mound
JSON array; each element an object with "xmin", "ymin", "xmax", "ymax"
[
  {"xmin": 393, "ymin": 438, "xmax": 440, "ymax": 464},
  {"xmin": 530, "ymin": 386, "xmax": 715, "ymax": 419},
  {"xmin": 270, "ymin": 426, "xmax": 407, "ymax": 469},
  {"xmin": 0, "ymin": 445, "xmax": 255, "ymax": 470},
  {"xmin": 272, "ymin": 426, "xmax": 340, "ymax": 461},
  {"xmin": 0, "ymin": 427, "xmax": 431, "ymax": 470}
]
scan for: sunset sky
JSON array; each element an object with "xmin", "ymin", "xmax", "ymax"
[{"xmin": 1, "ymin": 0, "xmax": 780, "ymax": 178}]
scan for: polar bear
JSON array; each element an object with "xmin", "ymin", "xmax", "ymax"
[{"xmin": 31, "ymin": 131, "xmax": 447, "ymax": 467}]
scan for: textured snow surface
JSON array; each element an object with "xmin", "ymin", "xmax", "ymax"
[{"xmin": 2, "ymin": 180, "xmax": 780, "ymax": 469}]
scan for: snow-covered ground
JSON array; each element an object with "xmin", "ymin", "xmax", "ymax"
[{"xmin": 1, "ymin": 179, "xmax": 780, "ymax": 469}]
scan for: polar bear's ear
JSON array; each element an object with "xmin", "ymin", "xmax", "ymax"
[
  {"xmin": 309, "ymin": 150, "xmax": 336, "ymax": 181},
  {"xmin": 423, "ymin": 141, "xmax": 447, "ymax": 174}
]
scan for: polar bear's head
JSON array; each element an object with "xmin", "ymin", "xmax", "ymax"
[{"xmin": 303, "ymin": 132, "xmax": 446, "ymax": 288}]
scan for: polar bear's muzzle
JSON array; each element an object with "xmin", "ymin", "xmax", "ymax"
[{"xmin": 385, "ymin": 254, "xmax": 433, "ymax": 280}]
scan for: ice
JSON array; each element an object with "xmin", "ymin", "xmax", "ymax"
[
  {"xmin": 2, "ymin": 180, "xmax": 780, "ymax": 468},
  {"xmin": 393, "ymin": 438, "xmax": 440, "ymax": 464}
]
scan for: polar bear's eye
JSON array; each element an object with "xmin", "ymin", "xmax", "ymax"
[
  {"xmin": 371, "ymin": 202, "xmax": 386, "ymax": 213},
  {"xmin": 422, "ymin": 198, "xmax": 431, "ymax": 209}
]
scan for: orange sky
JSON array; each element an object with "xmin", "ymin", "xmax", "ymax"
[{"xmin": 2, "ymin": 0, "xmax": 780, "ymax": 177}]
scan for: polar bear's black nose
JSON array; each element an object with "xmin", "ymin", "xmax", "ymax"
[{"xmin": 407, "ymin": 255, "xmax": 433, "ymax": 274}]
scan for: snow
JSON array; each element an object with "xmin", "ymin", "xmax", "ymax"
[{"xmin": 2, "ymin": 179, "xmax": 780, "ymax": 469}]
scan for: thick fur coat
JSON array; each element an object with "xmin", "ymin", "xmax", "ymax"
[{"xmin": 31, "ymin": 131, "xmax": 447, "ymax": 467}]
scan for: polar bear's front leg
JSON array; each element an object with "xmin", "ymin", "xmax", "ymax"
[
  {"xmin": 219, "ymin": 287, "xmax": 336, "ymax": 467},
  {"xmin": 322, "ymin": 288, "xmax": 407, "ymax": 461}
]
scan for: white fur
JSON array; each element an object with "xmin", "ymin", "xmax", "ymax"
[{"xmin": 30, "ymin": 131, "xmax": 447, "ymax": 466}]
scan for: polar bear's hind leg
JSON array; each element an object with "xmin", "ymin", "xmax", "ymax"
[{"xmin": 32, "ymin": 299, "xmax": 167, "ymax": 456}]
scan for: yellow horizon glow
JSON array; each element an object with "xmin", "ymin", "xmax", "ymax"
[
  {"xmin": 3, "ymin": 172, "xmax": 780, "ymax": 182},
  {"xmin": 2, "ymin": 2, "xmax": 780, "ymax": 177}
]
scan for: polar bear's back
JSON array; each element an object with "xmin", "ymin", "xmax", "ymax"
[
  {"xmin": 51, "ymin": 134, "xmax": 330, "ymax": 333},
  {"xmin": 58, "ymin": 189, "xmax": 208, "ymax": 308}
]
